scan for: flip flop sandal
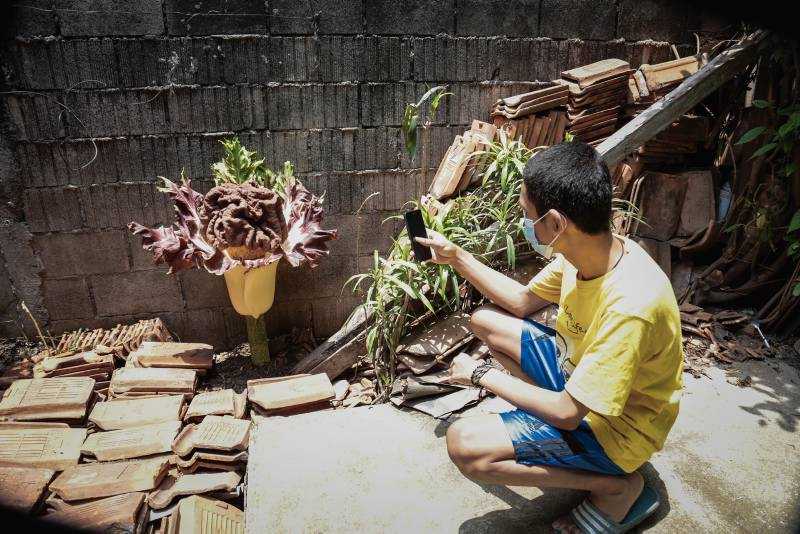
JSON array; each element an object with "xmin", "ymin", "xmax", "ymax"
[{"xmin": 568, "ymin": 484, "xmax": 661, "ymax": 534}]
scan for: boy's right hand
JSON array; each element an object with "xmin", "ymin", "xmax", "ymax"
[{"xmin": 414, "ymin": 229, "xmax": 462, "ymax": 266}]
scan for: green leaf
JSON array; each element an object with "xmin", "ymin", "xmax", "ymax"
[
  {"xmin": 788, "ymin": 211, "xmax": 800, "ymax": 233},
  {"xmin": 750, "ymin": 142, "xmax": 778, "ymax": 159},
  {"xmin": 736, "ymin": 126, "xmax": 767, "ymax": 145},
  {"xmin": 506, "ymin": 233, "xmax": 516, "ymax": 268},
  {"xmin": 778, "ymin": 122, "xmax": 796, "ymax": 138},
  {"xmin": 793, "ymin": 283, "xmax": 800, "ymax": 297},
  {"xmin": 752, "ymin": 99, "xmax": 772, "ymax": 109},
  {"xmin": 788, "ymin": 241, "xmax": 800, "ymax": 256},
  {"xmin": 783, "ymin": 162, "xmax": 799, "ymax": 177}
]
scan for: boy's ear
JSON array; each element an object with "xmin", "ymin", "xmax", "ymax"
[{"xmin": 545, "ymin": 209, "xmax": 563, "ymax": 232}]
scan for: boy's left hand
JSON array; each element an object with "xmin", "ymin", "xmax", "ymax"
[{"xmin": 447, "ymin": 353, "xmax": 480, "ymax": 386}]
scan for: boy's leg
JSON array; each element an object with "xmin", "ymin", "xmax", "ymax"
[
  {"xmin": 469, "ymin": 304, "xmax": 526, "ymax": 366},
  {"xmin": 446, "ymin": 413, "xmax": 635, "ymax": 495},
  {"xmin": 447, "ymin": 414, "xmax": 644, "ymax": 530}
]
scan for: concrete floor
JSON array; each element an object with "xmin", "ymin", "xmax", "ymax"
[{"xmin": 246, "ymin": 359, "xmax": 800, "ymax": 533}]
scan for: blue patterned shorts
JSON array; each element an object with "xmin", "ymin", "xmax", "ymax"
[{"xmin": 498, "ymin": 318, "xmax": 625, "ymax": 475}]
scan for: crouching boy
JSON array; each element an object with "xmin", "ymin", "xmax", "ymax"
[{"xmin": 415, "ymin": 142, "xmax": 683, "ymax": 533}]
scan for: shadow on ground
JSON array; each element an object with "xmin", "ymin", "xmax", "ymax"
[{"xmin": 457, "ymin": 463, "xmax": 670, "ymax": 533}]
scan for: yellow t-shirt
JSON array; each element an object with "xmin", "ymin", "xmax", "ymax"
[{"xmin": 528, "ymin": 236, "xmax": 683, "ymax": 473}]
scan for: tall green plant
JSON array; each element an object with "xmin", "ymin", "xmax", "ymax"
[
  {"xmin": 401, "ymin": 86, "xmax": 452, "ymax": 160},
  {"xmin": 346, "ymin": 132, "xmax": 534, "ymax": 395}
]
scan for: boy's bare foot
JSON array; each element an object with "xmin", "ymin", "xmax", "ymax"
[{"xmin": 551, "ymin": 471, "xmax": 644, "ymax": 533}]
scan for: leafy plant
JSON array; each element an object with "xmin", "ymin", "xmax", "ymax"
[
  {"xmin": 345, "ymin": 132, "xmax": 534, "ymax": 395},
  {"xmin": 736, "ymin": 98, "xmax": 800, "ymax": 295},
  {"xmin": 401, "ymin": 86, "xmax": 452, "ymax": 160},
  {"xmin": 212, "ymin": 137, "xmax": 295, "ymax": 192}
]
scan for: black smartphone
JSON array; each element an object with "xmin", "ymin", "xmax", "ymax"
[{"xmin": 404, "ymin": 209, "xmax": 432, "ymax": 261}]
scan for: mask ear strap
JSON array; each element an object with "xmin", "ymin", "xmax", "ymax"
[{"xmin": 549, "ymin": 212, "xmax": 565, "ymax": 246}]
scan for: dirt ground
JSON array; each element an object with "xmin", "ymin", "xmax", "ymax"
[{"xmin": 199, "ymin": 327, "xmax": 317, "ymax": 392}]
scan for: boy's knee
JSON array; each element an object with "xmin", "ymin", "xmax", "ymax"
[
  {"xmin": 446, "ymin": 420, "xmax": 486, "ymax": 476},
  {"xmin": 469, "ymin": 305, "xmax": 499, "ymax": 339}
]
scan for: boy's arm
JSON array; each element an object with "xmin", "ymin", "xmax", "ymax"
[
  {"xmin": 416, "ymin": 231, "xmax": 549, "ymax": 318},
  {"xmin": 449, "ymin": 354, "xmax": 589, "ymax": 430}
]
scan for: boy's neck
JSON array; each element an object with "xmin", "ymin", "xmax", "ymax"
[{"xmin": 562, "ymin": 231, "xmax": 620, "ymax": 281}]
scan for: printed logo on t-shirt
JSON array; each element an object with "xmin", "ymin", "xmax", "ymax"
[{"xmin": 561, "ymin": 305, "xmax": 585, "ymax": 337}]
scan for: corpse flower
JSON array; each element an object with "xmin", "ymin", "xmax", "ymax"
[{"xmin": 129, "ymin": 138, "xmax": 337, "ymax": 363}]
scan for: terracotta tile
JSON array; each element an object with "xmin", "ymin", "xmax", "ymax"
[
  {"xmin": 89, "ymin": 395, "xmax": 185, "ymax": 430},
  {"xmin": 0, "ymin": 466, "xmax": 55, "ymax": 513},
  {"xmin": 127, "ymin": 341, "xmax": 213, "ymax": 370},
  {"xmin": 148, "ymin": 471, "xmax": 241, "ymax": 509},
  {"xmin": 0, "ymin": 377, "xmax": 94, "ymax": 421},
  {"xmin": 561, "ymin": 58, "xmax": 631, "ymax": 88},
  {"xmin": 109, "ymin": 367, "xmax": 197, "ymax": 397},
  {"xmin": 172, "ymin": 415, "xmax": 251, "ymax": 457},
  {"xmin": 184, "ymin": 389, "xmax": 246, "ymax": 421},
  {"xmin": 43, "ymin": 492, "xmax": 146, "ymax": 533},
  {"xmin": 49, "ymin": 455, "xmax": 170, "ymax": 501},
  {"xmin": 172, "ymin": 450, "xmax": 248, "ymax": 469},
  {"xmin": 0, "ymin": 422, "xmax": 86, "ymax": 470},
  {"xmin": 172, "ymin": 495, "xmax": 244, "ymax": 534},
  {"xmin": 81, "ymin": 421, "xmax": 182, "ymax": 461},
  {"xmin": 247, "ymin": 373, "xmax": 335, "ymax": 412}
]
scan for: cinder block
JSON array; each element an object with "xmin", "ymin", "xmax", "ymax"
[
  {"xmin": 165, "ymin": 0, "xmax": 266, "ymax": 35},
  {"xmin": 33, "ymin": 230, "xmax": 130, "ymax": 278},
  {"xmin": 457, "ymin": 0, "xmax": 539, "ymax": 36},
  {"xmin": 303, "ymin": 170, "xmax": 425, "ymax": 215},
  {"xmin": 48, "ymin": 318, "xmax": 105, "ymax": 335},
  {"xmin": 360, "ymin": 82, "xmax": 419, "ymax": 127},
  {"xmin": 61, "ymin": 39, "xmax": 120, "ymax": 90},
  {"xmin": 13, "ymin": 39, "xmax": 56, "ymax": 89},
  {"xmin": 366, "ymin": 0, "xmax": 454, "ymax": 35},
  {"xmin": 263, "ymin": 299, "xmax": 313, "ymax": 337},
  {"xmin": 322, "ymin": 212, "xmax": 401, "ymax": 258},
  {"xmin": 618, "ymin": 0, "xmax": 689, "ymax": 43},
  {"xmin": 42, "ymin": 278, "xmax": 94, "ymax": 320},
  {"xmin": 223, "ymin": 308, "xmax": 247, "ymax": 344},
  {"xmin": 115, "ymin": 37, "xmax": 177, "ymax": 88},
  {"xmin": 78, "ymin": 182, "xmax": 172, "ymax": 230},
  {"xmin": 540, "ymin": 0, "xmax": 616, "ymax": 40},
  {"xmin": 312, "ymin": 293, "xmax": 362, "ymax": 338},
  {"xmin": 179, "ymin": 308, "xmax": 229, "ymax": 349},
  {"xmin": 220, "ymin": 36, "xmax": 271, "ymax": 84},
  {"xmin": 10, "ymin": 1, "xmax": 58, "ymax": 37},
  {"xmin": 268, "ymin": 37, "xmax": 317, "ymax": 82},
  {"xmin": 267, "ymin": 85, "xmax": 303, "ymax": 130},
  {"xmin": 180, "ymin": 268, "xmax": 231, "ymax": 309},
  {"xmin": 91, "ymin": 270, "xmax": 183, "ymax": 316},
  {"xmin": 319, "ymin": 36, "xmax": 364, "ymax": 82},
  {"xmin": 270, "ymin": 0, "xmax": 363, "ymax": 35},
  {"xmin": 57, "ymin": 0, "xmax": 164, "ymax": 37},
  {"xmin": 128, "ymin": 232, "xmax": 167, "ymax": 272},
  {"xmin": 2, "ymin": 92, "xmax": 65, "ymax": 141},
  {"xmin": 363, "ymin": 37, "xmax": 412, "ymax": 82},
  {"xmin": 24, "ymin": 187, "xmax": 83, "ymax": 232}
]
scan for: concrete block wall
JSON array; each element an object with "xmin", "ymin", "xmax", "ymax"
[{"xmin": 0, "ymin": 0, "xmax": 695, "ymax": 347}]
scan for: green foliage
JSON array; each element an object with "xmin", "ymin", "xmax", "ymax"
[
  {"xmin": 345, "ymin": 132, "xmax": 534, "ymax": 391},
  {"xmin": 212, "ymin": 137, "xmax": 294, "ymax": 192},
  {"xmin": 737, "ymin": 97, "xmax": 800, "ymax": 296},
  {"xmin": 401, "ymin": 86, "xmax": 451, "ymax": 160}
]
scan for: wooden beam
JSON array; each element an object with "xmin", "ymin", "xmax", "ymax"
[
  {"xmin": 597, "ymin": 30, "xmax": 769, "ymax": 167},
  {"xmin": 291, "ymin": 304, "xmax": 369, "ymax": 378}
]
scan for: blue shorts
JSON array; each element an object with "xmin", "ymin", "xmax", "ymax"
[{"xmin": 498, "ymin": 318, "xmax": 625, "ymax": 476}]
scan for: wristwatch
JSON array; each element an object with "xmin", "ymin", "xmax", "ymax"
[{"xmin": 470, "ymin": 362, "xmax": 495, "ymax": 387}]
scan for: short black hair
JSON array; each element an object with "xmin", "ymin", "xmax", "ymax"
[{"xmin": 522, "ymin": 141, "xmax": 612, "ymax": 235}]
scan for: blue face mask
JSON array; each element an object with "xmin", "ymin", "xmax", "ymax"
[{"xmin": 521, "ymin": 213, "xmax": 561, "ymax": 259}]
